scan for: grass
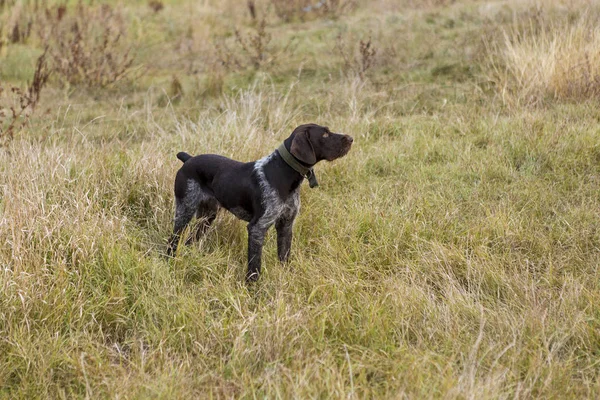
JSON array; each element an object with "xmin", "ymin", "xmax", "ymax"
[
  {"xmin": 488, "ymin": 1, "xmax": 600, "ymax": 105},
  {"xmin": 2, "ymin": 0, "xmax": 600, "ymax": 398}
]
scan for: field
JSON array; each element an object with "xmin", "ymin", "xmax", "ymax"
[{"xmin": 1, "ymin": 0, "xmax": 600, "ymax": 398}]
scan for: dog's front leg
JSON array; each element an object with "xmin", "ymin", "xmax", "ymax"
[
  {"xmin": 246, "ymin": 222, "xmax": 269, "ymax": 282},
  {"xmin": 276, "ymin": 216, "xmax": 295, "ymax": 263}
]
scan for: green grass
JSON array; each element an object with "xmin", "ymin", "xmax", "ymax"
[{"xmin": 2, "ymin": 0, "xmax": 600, "ymax": 398}]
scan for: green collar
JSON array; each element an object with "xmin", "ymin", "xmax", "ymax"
[{"xmin": 277, "ymin": 143, "xmax": 319, "ymax": 188}]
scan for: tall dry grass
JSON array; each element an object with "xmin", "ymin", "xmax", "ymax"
[{"xmin": 489, "ymin": 1, "xmax": 600, "ymax": 105}]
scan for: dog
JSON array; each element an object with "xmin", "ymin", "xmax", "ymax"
[{"xmin": 167, "ymin": 123, "xmax": 353, "ymax": 282}]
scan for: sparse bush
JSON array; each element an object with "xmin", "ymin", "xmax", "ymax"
[
  {"xmin": 316, "ymin": 0, "xmax": 356, "ymax": 17},
  {"xmin": 270, "ymin": 0, "xmax": 310, "ymax": 21},
  {"xmin": 270, "ymin": 0, "xmax": 355, "ymax": 22},
  {"xmin": 234, "ymin": 18, "xmax": 271, "ymax": 70},
  {"xmin": 38, "ymin": 2, "xmax": 135, "ymax": 88},
  {"xmin": 215, "ymin": 18, "xmax": 290, "ymax": 71},
  {"xmin": 335, "ymin": 33, "xmax": 377, "ymax": 80},
  {"xmin": 0, "ymin": 49, "xmax": 50, "ymax": 146},
  {"xmin": 148, "ymin": 0, "xmax": 164, "ymax": 13},
  {"xmin": 0, "ymin": 1, "xmax": 37, "ymax": 46}
]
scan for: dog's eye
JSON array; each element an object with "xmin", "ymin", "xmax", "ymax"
[{"xmin": 323, "ymin": 133, "xmax": 329, "ymax": 138}]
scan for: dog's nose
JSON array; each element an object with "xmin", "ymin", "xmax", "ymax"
[{"xmin": 345, "ymin": 135, "xmax": 354, "ymax": 143}]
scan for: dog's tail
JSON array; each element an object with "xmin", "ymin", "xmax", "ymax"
[{"xmin": 177, "ymin": 152, "xmax": 192, "ymax": 163}]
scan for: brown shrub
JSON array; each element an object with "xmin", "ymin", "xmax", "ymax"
[
  {"xmin": 38, "ymin": 2, "xmax": 135, "ymax": 88},
  {"xmin": 215, "ymin": 18, "xmax": 290, "ymax": 71},
  {"xmin": 335, "ymin": 33, "xmax": 377, "ymax": 81},
  {"xmin": 0, "ymin": 49, "xmax": 50, "ymax": 146},
  {"xmin": 0, "ymin": 1, "xmax": 37, "ymax": 45},
  {"xmin": 270, "ymin": 0, "xmax": 355, "ymax": 22},
  {"xmin": 148, "ymin": 1, "xmax": 164, "ymax": 13}
]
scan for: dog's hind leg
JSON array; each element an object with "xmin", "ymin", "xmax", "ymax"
[
  {"xmin": 191, "ymin": 197, "xmax": 219, "ymax": 242},
  {"xmin": 167, "ymin": 180, "xmax": 204, "ymax": 256}
]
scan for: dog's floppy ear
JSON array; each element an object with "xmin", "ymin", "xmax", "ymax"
[{"xmin": 290, "ymin": 127, "xmax": 316, "ymax": 164}]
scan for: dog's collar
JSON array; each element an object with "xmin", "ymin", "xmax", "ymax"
[{"xmin": 277, "ymin": 143, "xmax": 319, "ymax": 188}]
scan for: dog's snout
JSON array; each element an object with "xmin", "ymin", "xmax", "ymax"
[{"xmin": 345, "ymin": 135, "xmax": 354, "ymax": 143}]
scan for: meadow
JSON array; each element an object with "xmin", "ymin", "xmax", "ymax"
[{"xmin": 1, "ymin": 0, "xmax": 600, "ymax": 398}]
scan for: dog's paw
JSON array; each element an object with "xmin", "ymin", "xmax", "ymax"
[{"xmin": 245, "ymin": 271, "xmax": 260, "ymax": 283}]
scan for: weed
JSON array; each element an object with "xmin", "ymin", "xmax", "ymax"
[
  {"xmin": 318, "ymin": 0, "xmax": 356, "ymax": 18},
  {"xmin": 236, "ymin": 18, "xmax": 271, "ymax": 70},
  {"xmin": 0, "ymin": 1, "xmax": 38, "ymax": 46},
  {"xmin": 215, "ymin": 18, "xmax": 289, "ymax": 71},
  {"xmin": 38, "ymin": 1, "xmax": 135, "ymax": 88},
  {"xmin": 0, "ymin": 49, "xmax": 50, "ymax": 146},
  {"xmin": 270, "ymin": 0, "xmax": 311, "ymax": 22},
  {"xmin": 270, "ymin": 0, "xmax": 355, "ymax": 22},
  {"xmin": 335, "ymin": 33, "xmax": 377, "ymax": 80},
  {"xmin": 148, "ymin": 1, "xmax": 164, "ymax": 13}
]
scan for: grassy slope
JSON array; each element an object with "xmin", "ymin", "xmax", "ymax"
[{"xmin": 1, "ymin": 0, "xmax": 600, "ymax": 398}]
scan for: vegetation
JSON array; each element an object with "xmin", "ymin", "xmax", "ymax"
[{"xmin": 1, "ymin": 0, "xmax": 600, "ymax": 397}]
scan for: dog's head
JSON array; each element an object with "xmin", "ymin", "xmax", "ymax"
[{"xmin": 288, "ymin": 124, "xmax": 353, "ymax": 165}]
